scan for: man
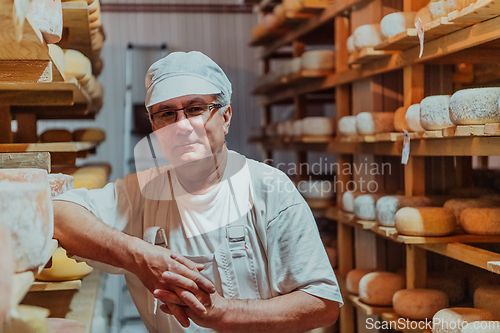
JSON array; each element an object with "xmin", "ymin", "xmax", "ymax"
[{"xmin": 53, "ymin": 51, "xmax": 343, "ymax": 332}]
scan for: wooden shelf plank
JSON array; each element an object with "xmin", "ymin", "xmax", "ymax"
[
  {"xmin": 304, "ymin": 198, "xmax": 336, "ymax": 210},
  {"xmin": 0, "ymin": 152, "xmax": 51, "ymax": 171},
  {"xmin": 348, "ymin": 295, "xmax": 392, "ymax": 315},
  {"xmin": 348, "ymin": 48, "xmax": 395, "ymax": 65},
  {"xmin": 448, "ymin": 0, "xmax": 500, "ymax": 25},
  {"xmin": 30, "ymin": 280, "xmax": 82, "ymax": 292},
  {"xmin": 375, "ymin": 29, "xmax": 419, "ymax": 51},
  {"xmin": 297, "ymin": 0, "xmax": 334, "ymax": 13},
  {"xmin": 0, "ymin": 142, "xmax": 99, "ymax": 153},
  {"xmin": 57, "ymin": 2, "xmax": 92, "ymax": 60},
  {"xmin": 253, "ymin": 69, "xmax": 334, "ymax": 94},
  {"xmin": 380, "ymin": 312, "xmax": 432, "ymax": 332}
]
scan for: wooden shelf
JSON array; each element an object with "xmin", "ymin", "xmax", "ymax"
[
  {"xmin": 348, "ymin": 48, "xmax": 395, "ymax": 65},
  {"xmin": 348, "ymin": 295, "xmax": 392, "ymax": 315},
  {"xmin": 380, "ymin": 312, "xmax": 432, "ymax": 333},
  {"xmin": 58, "ymin": 2, "xmax": 93, "ymax": 61},
  {"xmin": 253, "ymin": 69, "xmax": 334, "ymax": 94},
  {"xmin": 30, "ymin": 280, "xmax": 82, "ymax": 292},
  {"xmin": 448, "ymin": 0, "xmax": 500, "ymax": 25},
  {"xmin": 0, "ymin": 141, "xmax": 100, "ymax": 153},
  {"xmin": 304, "ymin": 198, "xmax": 335, "ymax": 210}
]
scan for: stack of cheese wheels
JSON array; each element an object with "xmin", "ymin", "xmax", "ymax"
[
  {"xmin": 346, "ymin": 269, "xmax": 375, "ymax": 295},
  {"xmin": 393, "ymin": 289, "xmax": 449, "ymax": 320},
  {"xmin": 302, "ymin": 117, "xmax": 335, "ymax": 136},
  {"xmin": 292, "ymin": 120, "xmax": 303, "ymax": 136},
  {"xmin": 427, "ymin": 273, "xmax": 466, "ymax": 304},
  {"xmin": 415, "ymin": 4, "xmax": 433, "ymax": 27},
  {"xmin": 64, "ymin": 50, "xmax": 92, "ymax": 86},
  {"xmin": 449, "ymin": 88, "xmax": 500, "ymax": 125},
  {"xmin": 26, "ymin": 0, "xmax": 63, "ymax": 44},
  {"xmin": 394, "ymin": 106, "xmax": 410, "ymax": 132},
  {"xmin": 406, "ymin": 104, "xmax": 426, "ymax": 132},
  {"xmin": 359, "ymin": 272, "xmax": 405, "ymax": 306},
  {"xmin": 356, "ymin": 112, "xmax": 395, "ymax": 135},
  {"xmin": 73, "ymin": 128, "xmax": 106, "ymax": 143},
  {"xmin": 354, "ymin": 194, "xmax": 384, "ymax": 220},
  {"xmin": 47, "ymin": 174, "xmax": 74, "ymax": 198},
  {"xmin": 380, "ymin": 12, "xmax": 417, "ymax": 39},
  {"xmin": 89, "ymin": 0, "xmax": 102, "ymax": 30},
  {"xmin": 432, "ymin": 308, "xmax": 495, "ymax": 333},
  {"xmin": 338, "ymin": 116, "xmax": 357, "ymax": 136},
  {"xmin": 347, "ymin": 35, "xmax": 356, "ymax": 54},
  {"xmin": 474, "ymin": 285, "xmax": 500, "ymax": 319},
  {"xmin": 444, "ymin": 198, "xmax": 500, "ymax": 221},
  {"xmin": 48, "ymin": 44, "xmax": 65, "ymax": 72},
  {"xmin": 395, "ymin": 207, "xmax": 456, "ymax": 236},
  {"xmin": 0, "ymin": 169, "xmax": 54, "ymax": 273},
  {"xmin": 83, "ymin": 76, "xmax": 104, "ymax": 111},
  {"xmin": 36, "ymin": 247, "xmax": 93, "ymax": 282},
  {"xmin": 460, "ymin": 208, "xmax": 500, "ymax": 235},
  {"xmin": 353, "ymin": 24, "xmax": 383, "ymax": 50},
  {"xmin": 40, "ymin": 129, "xmax": 72, "ymax": 143},
  {"xmin": 297, "ymin": 180, "xmax": 334, "ymax": 199},
  {"xmin": 376, "ymin": 195, "xmax": 431, "ymax": 227},
  {"xmin": 461, "ymin": 321, "xmax": 500, "ymax": 333},
  {"xmin": 0, "ymin": 226, "xmax": 13, "ymax": 324},
  {"xmin": 419, "ymin": 95, "xmax": 454, "ymax": 130},
  {"xmin": 301, "ymin": 50, "xmax": 335, "ymax": 70},
  {"xmin": 342, "ymin": 191, "xmax": 363, "ymax": 212}
]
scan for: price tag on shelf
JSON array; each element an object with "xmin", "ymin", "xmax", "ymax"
[
  {"xmin": 415, "ymin": 18, "xmax": 425, "ymax": 58},
  {"xmin": 401, "ymin": 130, "xmax": 410, "ymax": 165}
]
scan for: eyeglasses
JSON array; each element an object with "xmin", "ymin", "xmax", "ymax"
[{"xmin": 150, "ymin": 103, "xmax": 223, "ymax": 127}]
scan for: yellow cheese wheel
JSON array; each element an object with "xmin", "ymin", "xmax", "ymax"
[
  {"xmin": 39, "ymin": 129, "xmax": 72, "ymax": 143},
  {"xmin": 36, "ymin": 248, "xmax": 93, "ymax": 281},
  {"xmin": 393, "ymin": 289, "xmax": 449, "ymax": 320},
  {"xmin": 474, "ymin": 285, "xmax": 500, "ymax": 319},
  {"xmin": 395, "ymin": 207, "xmax": 456, "ymax": 236},
  {"xmin": 72, "ymin": 128, "xmax": 106, "ymax": 142},
  {"xmin": 432, "ymin": 308, "xmax": 495, "ymax": 333},
  {"xmin": 359, "ymin": 272, "xmax": 405, "ymax": 306},
  {"xmin": 346, "ymin": 269, "xmax": 375, "ymax": 295},
  {"xmin": 461, "ymin": 208, "xmax": 500, "ymax": 235},
  {"xmin": 63, "ymin": 49, "xmax": 92, "ymax": 85},
  {"xmin": 48, "ymin": 44, "xmax": 65, "ymax": 72}
]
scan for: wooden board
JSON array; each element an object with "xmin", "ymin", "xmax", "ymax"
[
  {"xmin": 348, "ymin": 48, "xmax": 395, "ymax": 65},
  {"xmin": 348, "ymin": 295, "xmax": 393, "ymax": 315},
  {"xmin": 0, "ymin": 142, "xmax": 99, "ymax": 153},
  {"xmin": 300, "ymin": 134, "xmax": 334, "ymax": 143},
  {"xmin": 30, "ymin": 280, "xmax": 82, "ymax": 292},
  {"xmin": 380, "ymin": 312, "xmax": 432, "ymax": 332},
  {"xmin": 397, "ymin": 233, "xmax": 500, "ymax": 244},
  {"xmin": 448, "ymin": 0, "xmax": 500, "ymax": 25},
  {"xmin": 423, "ymin": 131, "xmax": 443, "ymax": 138},
  {"xmin": 253, "ymin": 69, "xmax": 333, "ymax": 94},
  {"xmin": 298, "ymin": 0, "xmax": 334, "ymax": 12},
  {"xmin": 375, "ymin": 29, "xmax": 419, "ymax": 51},
  {"xmin": 484, "ymin": 123, "xmax": 500, "ymax": 135},
  {"xmin": 57, "ymin": 2, "xmax": 93, "ymax": 61},
  {"xmin": 375, "ymin": 132, "xmax": 404, "ymax": 142},
  {"xmin": 423, "ymin": 17, "xmax": 468, "ymax": 40},
  {"xmin": 0, "ymin": 152, "xmax": 50, "ymax": 171},
  {"xmin": 304, "ymin": 198, "xmax": 335, "ymax": 210},
  {"xmin": 442, "ymin": 125, "xmax": 486, "ymax": 137}
]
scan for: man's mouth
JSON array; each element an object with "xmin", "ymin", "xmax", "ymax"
[{"xmin": 176, "ymin": 142, "xmax": 198, "ymax": 148}]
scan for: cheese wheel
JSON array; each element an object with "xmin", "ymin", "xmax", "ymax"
[
  {"xmin": 36, "ymin": 247, "xmax": 93, "ymax": 281},
  {"xmin": 64, "ymin": 50, "xmax": 92, "ymax": 86},
  {"xmin": 39, "ymin": 129, "xmax": 72, "ymax": 143},
  {"xmin": 406, "ymin": 104, "xmax": 426, "ymax": 132},
  {"xmin": 354, "ymin": 194, "xmax": 383, "ymax": 220},
  {"xmin": 449, "ymin": 88, "xmax": 500, "ymax": 125},
  {"xmin": 72, "ymin": 128, "xmax": 106, "ymax": 142},
  {"xmin": 432, "ymin": 308, "xmax": 496, "ymax": 333},
  {"xmin": 468, "ymin": 273, "xmax": 500, "ymax": 299},
  {"xmin": 302, "ymin": 117, "xmax": 335, "ymax": 136},
  {"xmin": 273, "ymin": 4, "xmax": 286, "ymax": 20},
  {"xmin": 415, "ymin": 5, "xmax": 433, "ymax": 27},
  {"xmin": 353, "ymin": 24, "xmax": 383, "ymax": 50},
  {"xmin": 342, "ymin": 191, "xmax": 362, "ymax": 212},
  {"xmin": 27, "ymin": 0, "xmax": 63, "ymax": 44},
  {"xmin": 283, "ymin": 120, "xmax": 294, "ymax": 136},
  {"xmin": 301, "ymin": 50, "xmax": 335, "ymax": 70},
  {"xmin": 460, "ymin": 208, "xmax": 500, "ymax": 235},
  {"xmin": 92, "ymin": 57, "xmax": 104, "ymax": 76},
  {"xmin": 427, "ymin": 274, "xmax": 466, "ymax": 304},
  {"xmin": 47, "ymin": 174, "xmax": 74, "ymax": 198},
  {"xmin": 444, "ymin": 198, "xmax": 500, "ymax": 221},
  {"xmin": 376, "ymin": 195, "xmax": 431, "ymax": 227},
  {"xmin": 380, "ymin": 12, "xmax": 417, "ymax": 39},
  {"xmin": 346, "ymin": 269, "xmax": 375, "ymax": 295},
  {"xmin": 347, "ymin": 35, "xmax": 356, "ymax": 54},
  {"xmin": 474, "ymin": 286, "xmax": 500, "ymax": 319},
  {"xmin": 461, "ymin": 321, "xmax": 500, "ymax": 333},
  {"xmin": 88, "ymin": 0, "xmax": 99, "ymax": 15},
  {"xmin": 48, "ymin": 44, "xmax": 65, "ymax": 72},
  {"xmin": 292, "ymin": 120, "xmax": 303, "ymax": 136},
  {"xmin": 430, "ymin": 0, "xmax": 447, "ymax": 19},
  {"xmin": 251, "ymin": 24, "xmax": 266, "ymax": 41},
  {"xmin": 395, "ymin": 207, "xmax": 456, "ymax": 236},
  {"xmin": 283, "ymin": 0, "xmax": 301, "ymax": 11},
  {"xmin": 393, "ymin": 289, "xmax": 449, "ymax": 320},
  {"xmin": 420, "ymin": 95, "xmax": 454, "ymax": 130},
  {"xmin": 0, "ymin": 226, "xmax": 13, "ymax": 326},
  {"xmin": 356, "ymin": 112, "xmax": 395, "ymax": 135},
  {"xmin": 394, "ymin": 106, "xmax": 409, "ymax": 132},
  {"xmin": 359, "ymin": 272, "xmax": 405, "ymax": 306},
  {"xmin": 298, "ymin": 180, "xmax": 334, "ymax": 199},
  {"xmin": 0, "ymin": 169, "xmax": 54, "ymax": 273},
  {"xmin": 338, "ymin": 116, "xmax": 357, "ymax": 136}
]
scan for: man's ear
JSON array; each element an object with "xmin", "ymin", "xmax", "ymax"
[{"xmin": 222, "ymin": 105, "xmax": 232, "ymax": 135}]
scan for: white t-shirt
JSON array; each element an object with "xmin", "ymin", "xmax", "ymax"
[{"xmin": 55, "ymin": 151, "xmax": 343, "ymax": 332}]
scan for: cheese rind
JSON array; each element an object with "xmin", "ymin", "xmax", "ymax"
[
  {"xmin": 48, "ymin": 44, "xmax": 65, "ymax": 72},
  {"xmin": 346, "ymin": 269, "xmax": 375, "ymax": 295},
  {"xmin": 395, "ymin": 207, "xmax": 456, "ymax": 236},
  {"xmin": 460, "ymin": 208, "xmax": 500, "ymax": 235},
  {"xmin": 347, "ymin": 35, "xmax": 356, "ymax": 54},
  {"xmin": 376, "ymin": 195, "xmax": 431, "ymax": 227},
  {"xmin": 420, "ymin": 95, "xmax": 454, "ymax": 130},
  {"xmin": 354, "ymin": 194, "xmax": 383, "ymax": 220},
  {"xmin": 302, "ymin": 117, "xmax": 335, "ymax": 136},
  {"xmin": 380, "ymin": 12, "xmax": 417, "ymax": 39},
  {"xmin": 474, "ymin": 286, "xmax": 500, "ymax": 320},
  {"xmin": 393, "ymin": 289, "xmax": 449, "ymax": 320},
  {"xmin": 461, "ymin": 321, "xmax": 500, "ymax": 333},
  {"xmin": 40, "ymin": 129, "xmax": 72, "ymax": 143},
  {"xmin": 27, "ymin": 0, "xmax": 63, "ymax": 44},
  {"xmin": 47, "ymin": 174, "xmax": 74, "ymax": 198},
  {"xmin": 338, "ymin": 116, "xmax": 358, "ymax": 136},
  {"xmin": 394, "ymin": 106, "xmax": 409, "ymax": 132},
  {"xmin": 301, "ymin": 50, "xmax": 335, "ymax": 70},
  {"xmin": 342, "ymin": 191, "xmax": 362, "ymax": 213},
  {"xmin": 406, "ymin": 104, "xmax": 426, "ymax": 132},
  {"xmin": 432, "ymin": 308, "xmax": 495, "ymax": 333},
  {"xmin": 63, "ymin": 50, "xmax": 92, "ymax": 85},
  {"xmin": 356, "ymin": 112, "xmax": 395, "ymax": 135},
  {"xmin": 444, "ymin": 198, "xmax": 500, "ymax": 221},
  {"xmin": 353, "ymin": 24, "xmax": 383, "ymax": 50},
  {"xmin": 449, "ymin": 88, "xmax": 500, "ymax": 125},
  {"xmin": 359, "ymin": 272, "xmax": 405, "ymax": 306}
]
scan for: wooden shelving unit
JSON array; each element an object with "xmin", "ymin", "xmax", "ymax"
[{"xmin": 249, "ymin": 0, "xmax": 500, "ymax": 332}]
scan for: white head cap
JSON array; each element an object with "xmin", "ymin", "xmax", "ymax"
[{"xmin": 145, "ymin": 51, "xmax": 232, "ymax": 110}]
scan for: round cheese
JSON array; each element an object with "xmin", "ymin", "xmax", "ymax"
[
  {"xmin": 359, "ymin": 272, "xmax": 405, "ymax": 306},
  {"xmin": 72, "ymin": 128, "xmax": 106, "ymax": 142},
  {"xmin": 283, "ymin": 120, "xmax": 294, "ymax": 136},
  {"xmin": 48, "ymin": 44, "xmax": 65, "ymax": 72},
  {"xmin": 297, "ymin": 180, "xmax": 334, "ymax": 199},
  {"xmin": 40, "ymin": 129, "xmax": 72, "ymax": 143},
  {"xmin": 394, "ymin": 106, "xmax": 409, "ymax": 132},
  {"xmin": 461, "ymin": 321, "xmax": 500, "ymax": 333},
  {"xmin": 376, "ymin": 195, "xmax": 431, "ymax": 227},
  {"xmin": 252, "ymin": 24, "xmax": 266, "ymax": 41},
  {"xmin": 395, "ymin": 207, "xmax": 456, "ymax": 236},
  {"xmin": 292, "ymin": 119, "xmax": 303, "ymax": 136},
  {"xmin": 88, "ymin": 0, "xmax": 99, "ymax": 14},
  {"xmin": 353, "ymin": 24, "xmax": 383, "ymax": 50},
  {"xmin": 432, "ymin": 308, "xmax": 495, "ymax": 333},
  {"xmin": 474, "ymin": 286, "xmax": 500, "ymax": 319},
  {"xmin": 393, "ymin": 289, "xmax": 449, "ymax": 320},
  {"xmin": 420, "ymin": 95, "xmax": 454, "ymax": 130},
  {"xmin": 356, "ymin": 112, "xmax": 395, "ymax": 135},
  {"xmin": 283, "ymin": 0, "xmax": 301, "ymax": 12},
  {"xmin": 460, "ymin": 208, "xmax": 500, "ymax": 235},
  {"xmin": 449, "ymin": 88, "xmax": 500, "ymax": 125},
  {"xmin": 64, "ymin": 49, "xmax": 92, "ymax": 85},
  {"xmin": 342, "ymin": 191, "xmax": 362, "ymax": 212},
  {"xmin": 338, "ymin": 116, "xmax": 357, "ymax": 136},
  {"xmin": 468, "ymin": 273, "xmax": 500, "ymax": 299},
  {"xmin": 347, "ymin": 35, "xmax": 356, "ymax": 54},
  {"xmin": 36, "ymin": 247, "xmax": 93, "ymax": 281},
  {"xmin": 0, "ymin": 169, "xmax": 53, "ymax": 273},
  {"xmin": 302, "ymin": 117, "xmax": 335, "ymax": 136},
  {"xmin": 47, "ymin": 174, "xmax": 74, "ymax": 198},
  {"xmin": 301, "ymin": 50, "xmax": 336, "ymax": 70},
  {"xmin": 354, "ymin": 194, "xmax": 383, "ymax": 220},
  {"xmin": 427, "ymin": 274, "xmax": 466, "ymax": 304},
  {"xmin": 415, "ymin": 5, "xmax": 433, "ymax": 27},
  {"xmin": 380, "ymin": 12, "xmax": 417, "ymax": 39},
  {"xmin": 406, "ymin": 104, "xmax": 426, "ymax": 132},
  {"xmin": 346, "ymin": 269, "xmax": 375, "ymax": 295},
  {"xmin": 444, "ymin": 198, "xmax": 500, "ymax": 221},
  {"xmin": 27, "ymin": 0, "xmax": 63, "ymax": 44}
]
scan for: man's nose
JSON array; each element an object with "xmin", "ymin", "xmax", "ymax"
[{"xmin": 174, "ymin": 110, "xmax": 193, "ymax": 134}]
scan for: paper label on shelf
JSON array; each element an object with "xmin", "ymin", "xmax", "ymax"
[
  {"xmin": 401, "ymin": 130, "xmax": 410, "ymax": 165},
  {"xmin": 415, "ymin": 18, "xmax": 424, "ymax": 58}
]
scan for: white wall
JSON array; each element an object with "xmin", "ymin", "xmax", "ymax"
[{"xmin": 39, "ymin": 9, "xmax": 262, "ymax": 181}]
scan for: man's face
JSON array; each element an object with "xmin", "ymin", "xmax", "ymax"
[{"xmin": 150, "ymin": 94, "xmax": 231, "ymax": 167}]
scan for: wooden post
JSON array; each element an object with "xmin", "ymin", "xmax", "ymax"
[
  {"xmin": 16, "ymin": 112, "xmax": 38, "ymax": 143},
  {"xmin": 404, "ymin": 64, "xmax": 425, "ymax": 107},
  {"xmin": 406, "ymin": 245, "xmax": 427, "ymax": 289},
  {"xmin": 405, "ymin": 156, "xmax": 426, "ymax": 196},
  {"xmin": 0, "ymin": 105, "xmax": 13, "ymax": 143}
]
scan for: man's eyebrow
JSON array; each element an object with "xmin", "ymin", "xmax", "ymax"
[{"xmin": 186, "ymin": 97, "xmax": 207, "ymax": 105}]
